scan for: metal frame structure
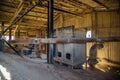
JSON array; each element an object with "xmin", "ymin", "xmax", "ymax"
[{"xmin": 0, "ymin": 0, "xmax": 43, "ymax": 56}]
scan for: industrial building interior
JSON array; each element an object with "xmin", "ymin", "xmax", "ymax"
[{"xmin": 0, "ymin": 0, "xmax": 120, "ymax": 80}]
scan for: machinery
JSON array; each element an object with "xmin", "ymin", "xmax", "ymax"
[
  {"xmin": 54, "ymin": 26, "xmax": 86, "ymax": 68},
  {"xmin": 55, "ymin": 43, "xmax": 86, "ymax": 68}
]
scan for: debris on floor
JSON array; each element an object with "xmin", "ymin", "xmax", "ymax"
[{"xmin": 0, "ymin": 52, "xmax": 119, "ymax": 80}]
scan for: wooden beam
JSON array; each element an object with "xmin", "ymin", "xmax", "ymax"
[
  {"xmin": 2, "ymin": 2, "xmax": 39, "ymax": 35},
  {"xmin": 27, "ymin": 11, "xmax": 47, "ymax": 18},
  {"xmin": 0, "ymin": 5, "xmax": 16, "ymax": 13},
  {"xmin": 0, "ymin": 4, "xmax": 47, "ymax": 15},
  {"xmin": 62, "ymin": 0, "xmax": 86, "ymax": 9},
  {"xmin": 0, "ymin": 11, "xmax": 47, "ymax": 22},
  {"xmin": 9, "ymin": 1, "xmax": 24, "ymax": 24},
  {"xmin": 13, "ymin": 25, "xmax": 19, "ymax": 37},
  {"xmin": 54, "ymin": 0, "xmax": 84, "ymax": 10},
  {"xmin": 92, "ymin": 0, "xmax": 109, "ymax": 9},
  {"xmin": 20, "ymin": 27, "xmax": 45, "ymax": 29},
  {"xmin": 0, "ymin": 8, "xmax": 47, "ymax": 20},
  {"xmin": 31, "ymin": 9, "xmax": 47, "ymax": 14},
  {"xmin": 76, "ymin": 0, "xmax": 94, "ymax": 9},
  {"xmin": 18, "ymin": 22, "xmax": 46, "ymax": 27},
  {"xmin": 0, "ymin": 1, "xmax": 19, "ymax": 8},
  {"xmin": 23, "ymin": 16, "xmax": 47, "ymax": 21},
  {"xmin": 22, "ymin": 19, "xmax": 46, "ymax": 22}
]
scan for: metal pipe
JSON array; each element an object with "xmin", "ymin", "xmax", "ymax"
[{"xmin": 88, "ymin": 43, "xmax": 104, "ymax": 67}]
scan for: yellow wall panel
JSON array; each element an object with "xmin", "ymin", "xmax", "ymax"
[{"xmin": 54, "ymin": 13, "xmax": 92, "ymax": 28}]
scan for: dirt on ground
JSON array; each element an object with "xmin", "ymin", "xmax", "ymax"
[{"xmin": 0, "ymin": 52, "xmax": 119, "ymax": 80}]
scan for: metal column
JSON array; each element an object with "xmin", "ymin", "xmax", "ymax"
[
  {"xmin": 18, "ymin": 28, "xmax": 20, "ymax": 39},
  {"xmin": 9, "ymin": 28, "xmax": 12, "ymax": 41},
  {"xmin": 47, "ymin": 0, "xmax": 54, "ymax": 64},
  {"xmin": 0, "ymin": 22, "xmax": 4, "ymax": 51},
  {"xmin": 1, "ymin": 22, "xmax": 4, "ymax": 35}
]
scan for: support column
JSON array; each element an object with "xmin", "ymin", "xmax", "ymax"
[
  {"xmin": 1, "ymin": 22, "xmax": 4, "ymax": 35},
  {"xmin": 18, "ymin": 28, "xmax": 20, "ymax": 39},
  {"xmin": 47, "ymin": 0, "xmax": 54, "ymax": 64},
  {"xmin": 0, "ymin": 22, "xmax": 4, "ymax": 51},
  {"xmin": 9, "ymin": 28, "xmax": 12, "ymax": 41}
]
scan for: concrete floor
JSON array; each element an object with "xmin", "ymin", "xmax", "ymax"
[{"xmin": 0, "ymin": 52, "xmax": 119, "ymax": 80}]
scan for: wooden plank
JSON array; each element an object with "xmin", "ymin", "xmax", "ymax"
[{"xmin": 10, "ymin": 37, "xmax": 120, "ymax": 44}]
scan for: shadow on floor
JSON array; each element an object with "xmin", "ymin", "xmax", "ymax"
[{"xmin": 87, "ymin": 64, "xmax": 120, "ymax": 80}]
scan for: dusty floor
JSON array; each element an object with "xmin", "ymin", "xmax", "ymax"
[{"xmin": 0, "ymin": 52, "xmax": 119, "ymax": 80}]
